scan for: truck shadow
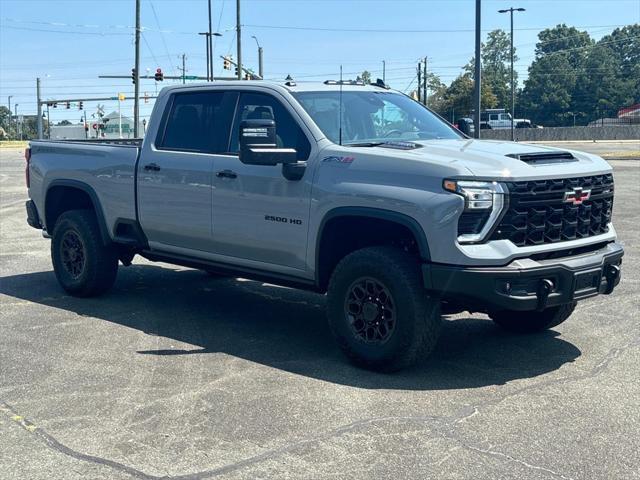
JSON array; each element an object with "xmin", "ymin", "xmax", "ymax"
[{"xmin": 0, "ymin": 263, "xmax": 581, "ymax": 390}]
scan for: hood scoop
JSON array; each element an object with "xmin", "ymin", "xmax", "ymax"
[{"xmin": 507, "ymin": 151, "xmax": 577, "ymax": 165}]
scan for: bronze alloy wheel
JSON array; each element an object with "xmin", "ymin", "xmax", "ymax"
[{"xmin": 344, "ymin": 276, "xmax": 396, "ymax": 345}]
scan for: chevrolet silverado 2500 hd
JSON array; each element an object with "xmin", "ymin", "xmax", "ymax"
[{"xmin": 25, "ymin": 80, "xmax": 623, "ymax": 371}]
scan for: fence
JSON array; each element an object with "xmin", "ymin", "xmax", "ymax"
[
  {"xmin": 443, "ymin": 106, "xmax": 640, "ymax": 130},
  {"xmin": 479, "ymin": 125, "xmax": 640, "ymax": 142}
]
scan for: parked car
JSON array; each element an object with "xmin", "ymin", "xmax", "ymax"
[{"xmin": 25, "ymin": 80, "xmax": 623, "ymax": 371}]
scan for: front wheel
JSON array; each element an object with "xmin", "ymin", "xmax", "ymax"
[
  {"xmin": 489, "ymin": 302, "xmax": 577, "ymax": 333},
  {"xmin": 326, "ymin": 247, "xmax": 441, "ymax": 372}
]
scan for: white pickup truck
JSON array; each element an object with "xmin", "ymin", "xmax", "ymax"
[{"xmin": 25, "ymin": 80, "xmax": 623, "ymax": 371}]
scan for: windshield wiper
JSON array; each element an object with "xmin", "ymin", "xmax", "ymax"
[{"xmin": 343, "ymin": 141, "xmax": 387, "ymax": 147}]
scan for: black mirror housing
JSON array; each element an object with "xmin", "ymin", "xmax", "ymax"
[{"xmin": 239, "ymin": 119, "xmax": 297, "ymax": 166}]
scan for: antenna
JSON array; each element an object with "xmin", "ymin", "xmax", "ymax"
[{"xmin": 339, "ymin": 65, "xmax": 343, "ymax": 146}]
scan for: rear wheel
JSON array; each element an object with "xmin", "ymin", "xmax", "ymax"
[
  {"xmin": 490, "ymin": 302, "xmax": 577, "ymax": 333},
  {"xmin": 327, "ymin": 247, "xmax": 441, "ymax": 372},
  {"xmin": 51, "ymin": 210, "xmax": 118, "ymax": 297}
]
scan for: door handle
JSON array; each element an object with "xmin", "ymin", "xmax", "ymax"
[
  {"xmin": 216, "ymin": 169, "xmax": 237, "ymax": 179},
  {"xmin": 144, "ymin": 163, "xmax": 161, "ymax": 172}
]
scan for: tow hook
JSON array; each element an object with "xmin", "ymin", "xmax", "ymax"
[
  {"xmin": 536, "ymin": 279, "xmax": 554, "ymax": 311},
  {"xmin": 604, "ymin": 264, "xmax": 621, "ymax": 294}
]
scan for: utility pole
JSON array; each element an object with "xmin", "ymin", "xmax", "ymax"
[
  {"xmin": 423, "ymin": 57, "xmax": 428, "ymax": 107},
  {"xmin": 36, "ymin": 78, "xmax": 43, "ymax": 139},
  {"xmin": 417, "ymin": 61, "xmax": 422, "ymax": 104},
  {"xmin": 180, "ymin": 54, "xmax": 187, "ymax": 84},
  {"xmin": 382, "ymin": 60, "xmax": 386, "ymax": 83},
  {"xmin": 499, "ymin": 6, "xmax": 525, "ymax": 142},
  {"xmin": 134, "ymin": 0, "xmax": 141, "ymax": 137},
  {"xmin": 473, "ymin": 0, "xmax": 482, "ymax": 139},
  {"xmin": 46, "ymin": 103, "xmax": 51, "ymax": 138},
  {"xmin": 208, "ymin": 0, "xmax": 214, "ymax": 81},
  {"xmin": 199, "ymin": 33, "xmax": 211, "ymax": 81},
  {"xmin": 236, "ymin": 0, "xmax": 242, "ymax": 80}
]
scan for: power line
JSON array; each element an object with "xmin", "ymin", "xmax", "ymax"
[
  {"xmin": 148, "ymin": 0, "xmax": 179, "ymax": 76},
  {"xmin": 243, "ymin": 23, "xmax": 627, "ymax": 34}
]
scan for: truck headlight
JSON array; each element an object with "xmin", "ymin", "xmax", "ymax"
[{"xmin": 443, "ymin": 180, "xmax": 506, "ymax": 243}]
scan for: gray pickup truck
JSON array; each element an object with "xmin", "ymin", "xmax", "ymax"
[{"xmin": 25, "ymin": 80, "xmax": 623, "ymax": 371}]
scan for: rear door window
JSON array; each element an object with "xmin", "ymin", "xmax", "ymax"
[{"xmin": 158, "ymin": 91, "xmax": 238, "ymax": 153}]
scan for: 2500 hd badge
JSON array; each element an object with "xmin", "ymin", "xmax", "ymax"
[{"xmin": 264, "ymin": 215, "xmax": 303, "ymax": 225}]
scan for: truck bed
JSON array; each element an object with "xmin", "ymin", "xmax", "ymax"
[{"xmin": 28, "ymin": 139, "xmax": 141, "ymax": 240}]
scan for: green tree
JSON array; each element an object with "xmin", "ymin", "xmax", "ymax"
[
  {"xmin": 441, "ymin": 73, "xmax": 497, "ymax": 119},
  {"xmin": 535, "ymin": 24, "xmax": 593, "ymax": 65},
  {"xmin": 596, "ymin": 24, "xmax": 640, "ymax": 107},
  {"xmin": 521, "ymin": 25, "xmax": 593, "ymax": 125},
  {"xmin": 0, "ymin": 106, "xmax": 14, "ymax": 139},
  {"xmin": 573, "ymin": 43, "xmax": 630, "ymax": 123},
  {"xmin": 360, "ymin": 70, "xmax": 372, "ymax": 85},
  {"xmin": 424, "ymin": 73, "xmax": 448, "ymax": 113},
  {"xmin": 482, "ymin": 29, "xmax": 517, "ymax": 110},
  {"xmin": 522, "ymin": 54, "xmax": 578, "ymax": 126}
]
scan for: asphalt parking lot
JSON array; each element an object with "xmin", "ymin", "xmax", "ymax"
[{"xmin": 1, "ymin": 146, "xmax": 638, "ymax": 480}]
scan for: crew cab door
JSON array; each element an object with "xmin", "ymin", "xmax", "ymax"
[
  {"xmin": 137, "ymin": 90, "xmax": 237, "ymax": 252},
  {"xmin": 211, "ymin": 91, "xmax": 314, "ymax": 271}
]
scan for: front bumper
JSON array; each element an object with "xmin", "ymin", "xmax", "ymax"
[{"xmin": 423, "ymin": 242, "xmax": 623, "ymax": 311}]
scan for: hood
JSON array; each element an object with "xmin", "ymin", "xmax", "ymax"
[{"xmin": 380, "ymin": 139, "xmax": 612, "ymax": 180}]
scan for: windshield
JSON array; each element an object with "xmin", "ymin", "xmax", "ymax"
[{"xmin": 292, "ymin": 90, "xmax": 461, "ymax": 145}]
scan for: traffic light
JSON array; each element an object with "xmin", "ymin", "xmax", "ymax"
[
  {"xmin": 154, "ymin": 68, "xmax": 164, "ymax": 82},
  {"xmin": 53, "ymin": 103, "xmax": 57, "ymax": 108},
  {"xmin": 223, "ymin": 56, "xmax": 231, "ymax": 70},
  {"xmin": 131, "ymin": 68, "xmax": 137, "ymax": 84},
  {"xmin": 65, "ymin": 102, "xmax": 70, "ymax": 109},
  {"xmin": 78, "ymin": 101, "xmax": 83, "ymax": 110},
  {"xmin": 234, "ymin": 66, "xmax": 239, "ymax": 77}
]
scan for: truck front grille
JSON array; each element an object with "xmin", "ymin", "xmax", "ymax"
[{"xmin": 490, "ymin": 174, "xmax": 614, "ymax": 247}]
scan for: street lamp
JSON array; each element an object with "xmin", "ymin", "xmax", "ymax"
[
  {"xmin": 199, "ymin": 31, "xmax": 223, "ymax": 81},
  {"xmin": 498, "ymin": 6, "xmax": 525, "ymax": 142},
  {"xmin": 251, "ymin": 35, "xmax": 264, "ymax": 79}
]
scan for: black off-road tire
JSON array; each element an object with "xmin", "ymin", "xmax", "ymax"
[
  {"xmin": 51, "ymin": 210, "xmax": 119, "ymax": 297},
  {"xmin": 490, "ymin": 302, "xmax": 577, "ymax": 333},
  {"xmin": 326, "ymin": 247, "xmax": 442, "ymax": 372}
]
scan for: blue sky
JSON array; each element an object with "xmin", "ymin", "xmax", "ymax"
[{"xmin": 1, "ymin": 0, "xmax": 638, "ymax": 123}]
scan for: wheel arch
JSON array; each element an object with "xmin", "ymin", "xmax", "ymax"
[
  {"xmin": 315, "ymin": 207, "xmax": 430, "ymax": 291},
  {"xmin": 45, "ymin": 180, "xmax": 111, "ymax": 245}
]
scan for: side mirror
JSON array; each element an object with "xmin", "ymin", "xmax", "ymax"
[{"xmin": 239, "ymin": 119, "xmax": 297, "ymax": 166}]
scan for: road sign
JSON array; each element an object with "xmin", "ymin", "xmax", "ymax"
[
  {"xmin": 185, "ymin": 76, "xmax": 198, "ymax": 80},
  {"xmin": 92, "ymin": 123, "xmax": 98, "ymax": 130}
]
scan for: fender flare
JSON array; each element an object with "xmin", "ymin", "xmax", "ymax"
[
  {"xmin": 45, "ymin": 179, "xmax": 111, "ymax": 245},
  {"xmin": 315, "ymin": 206, "xmax": 431, "ymax": 285}
]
